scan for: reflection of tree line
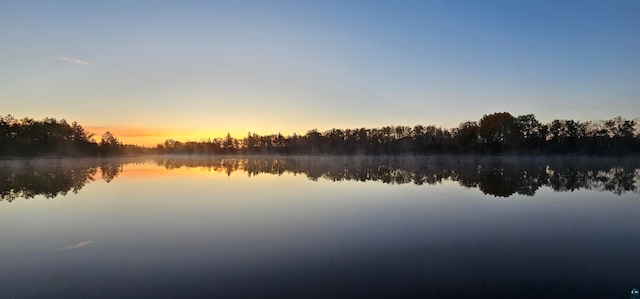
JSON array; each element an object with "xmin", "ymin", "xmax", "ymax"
[
  {"xmin": 2, "ymin": 157, "xmax": 639, "ymax": 201},
  {"xmin": 155, "ymin": 156, "xmax": 640, "ymax": 197},
  {"xmin": 0, "ymin": 159, "xmax": 124, "ymax": 202}
]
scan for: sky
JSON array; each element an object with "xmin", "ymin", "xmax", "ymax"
[{"xmin": 1, "ymin": 0, "xmax": 639, "ymax": 146}]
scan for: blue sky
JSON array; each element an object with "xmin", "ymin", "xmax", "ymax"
[{"xmin": 1, "ymin": 0, "xmax": 639, "ymax": 145}]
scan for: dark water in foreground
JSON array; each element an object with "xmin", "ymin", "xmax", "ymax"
[{"xmin": 1, "ymin": 156, "xmax": 639, "ymax": 298}]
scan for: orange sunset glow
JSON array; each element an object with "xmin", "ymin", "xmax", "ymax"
[{"xmin": 84, "ymin": 126, "xmax": 248, "ymax": 147}]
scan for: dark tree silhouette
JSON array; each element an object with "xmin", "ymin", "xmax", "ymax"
[
  {"xmin": 152, "ymin": 113, "xmax": 639, "ymax": 156},
  {"xmin": 0, "ymin": 115, "xmax": 109, "ymax": 156},
  {"xmin": 478, "ymin": 112, "xmax": 518, "ymax": 153},
  {"xmin": 2, "ymin": 113, "xmax": 639, "ymax": 157}
]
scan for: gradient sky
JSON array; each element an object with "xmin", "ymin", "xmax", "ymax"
[{"xmin": 1, "ymin": 0, "xmax": 639, "ymax": 146}]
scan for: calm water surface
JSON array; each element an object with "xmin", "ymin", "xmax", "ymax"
[{"xmin": 1, "ymin": 156, "xmax": 639, "ymax": 298}]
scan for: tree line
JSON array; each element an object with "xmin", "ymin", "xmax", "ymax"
[
  {"xmin": 157, "ymin": 112, "xmax": 640, "ymax": 155},
  {"xmin": 0, "ymin": 115, "xmax": 147, "ymax": 157},
  {"xmin": 2, "ymin": 112, "xmax": 639, "ymax": 157}
]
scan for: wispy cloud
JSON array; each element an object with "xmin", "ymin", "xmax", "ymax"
[
  {"xmin": 5, "ymin": 256, "xmax": 23, "ymax": 263},
  {"xmin": 58, "ymin": 241, "xmax": 92, "ymax": 251},
  {"xmin": 57, "ymin": 56, "xmax": 91, "ymax": 66}
]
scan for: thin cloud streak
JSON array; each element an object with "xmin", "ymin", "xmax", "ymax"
[
  {"xmin": 57, "ymin": 56, "xmax": 91, "ymax": 65},
  {"xmin": 5, "ymin": 256, "xmax": 23, "ymax": 263},
  {"xmin": 58, "ymin": 241, "xmax": 92, "ymax": 251}
]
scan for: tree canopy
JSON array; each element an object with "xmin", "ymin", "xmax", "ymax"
[
  {"xmin": 0, "ymin": 115, "xmax": 123, "ymax": 157},
  {"xmin": 154, "ymin": 113, "xmax": 640, "ymax": 156},
  {"xmin": 1, "ymin": 113, "xmax": 639, "ymax": 157}
]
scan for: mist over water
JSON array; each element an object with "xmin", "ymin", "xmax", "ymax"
[{"xmin": 1, "ymin": 156, "xmax": 639, "ymax": 298}]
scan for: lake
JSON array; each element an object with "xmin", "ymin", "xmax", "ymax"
[{"xmin": 1, "ymin": 156, "xmax": 639, "ymax": 298}]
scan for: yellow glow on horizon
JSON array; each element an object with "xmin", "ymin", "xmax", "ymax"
[
  {"xmin": 84, "ymin": 126, "xmax": 249, "ymax": 147},
  {"xmin": 86, "ymin": 120, "xmax": 421, "ymax": 147}
]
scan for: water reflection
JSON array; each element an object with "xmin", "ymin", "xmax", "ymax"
[
  {"xmin": 0, "ymin": 158, "xmax": 124, "ymax": 202},
  {"xmin": 1, "ymin": 156, "xmax": 639, "ymax": 201}
]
